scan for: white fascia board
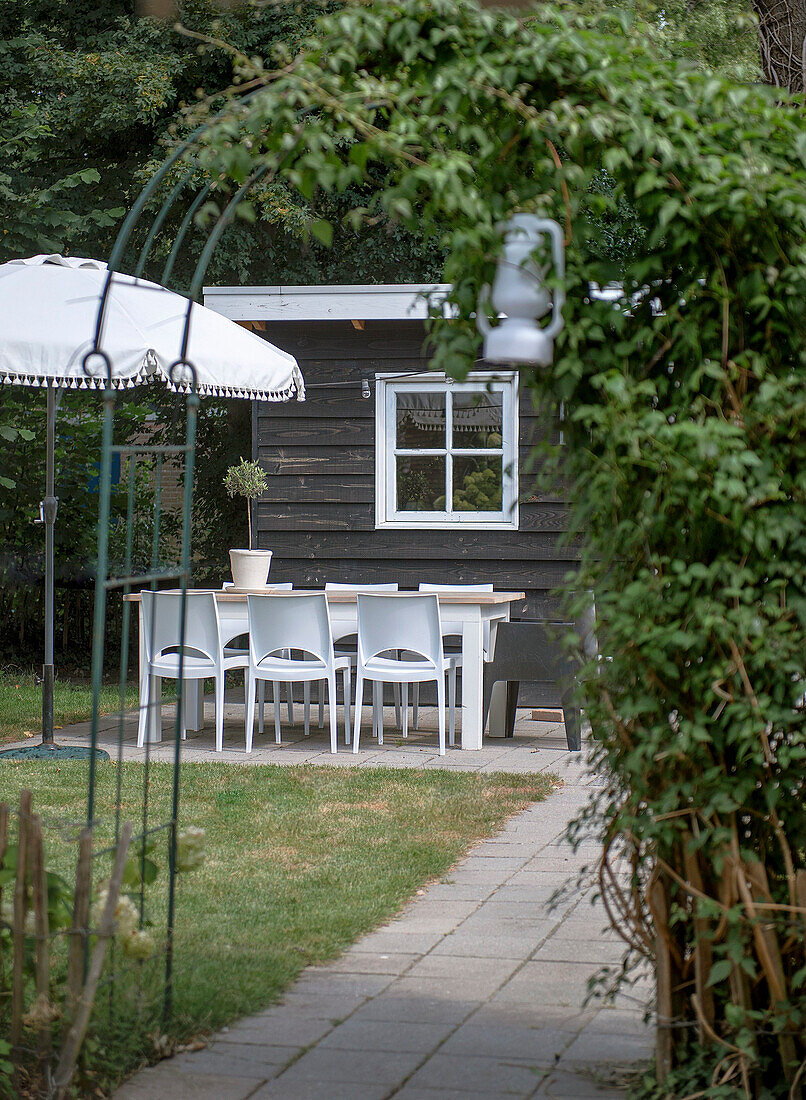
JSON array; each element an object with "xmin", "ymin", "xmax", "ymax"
[
  {"xmin": 202, "ymin": 280, "xmax": 625, "ymax": 321},
  {"xmin": 202, "ymin": 283, "xmax": 452, "ymax": 321}
]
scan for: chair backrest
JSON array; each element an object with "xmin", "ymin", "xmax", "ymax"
[
  {"xmin": 141, "ymin": 591, "xmax": 221, "ymax": 665},
  {"xmin": 357, "ymin": 593, "xmax": 443, "ymax": 667},
  {"xmin": 325, "ymin": 582, "xmax": 399, "ymax": 592},
  {"xmin": 248, "ymin": 593, "xmax": 333, "ymax": 666},
  {"xmin": 418, "ymin": 583, "xmax": 494, "ymax": 592}
]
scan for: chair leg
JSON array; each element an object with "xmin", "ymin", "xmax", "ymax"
[
  {"xmin": 257, "ymin": 680, "xmax": 265, "ymax": 735},
  {"xmin": 327, "ymin": 673, "xmax": 337, "ymax": 754},
  {"xmin": 402, "ymin": 682, "xmax": 408, "ymax": 739},
  {"xmin": 482, "ymin": 673, "xmax": 495, "ymax": 738},
  {"xmin": 448, "ymin": 666, "xmax": 457, "ymax": 747},
  {"xmin": 343, "ymin": 665, "xmax": 352, "ymax": 746},
  {"xmin": 563, "ymin": 701, "xmax": 582, "ymax": 751},
  {"xmin": 286, "ymin": 681, "xmax": 293, "ymax": 725},
  {"xmin": 245, "ymin": 670, "xmax": 255, "ymax": 753},
  {"xmin": 274, "ymin": 681, "xmax": 282, "ymax": 744},
  {"xmin": 137, "ymin": 666, "xmax": 151, "ymax": 748},
  {"xmin": 179, "ymin": 679, "xmax": 192, "ymax": 741},
  {"xmin": 304, "ymin": 681, "xmax": 311, "ymax": 737},
  {"xmin": 353, "ymin": 672, "xmax": 364, "ymax": 753},
  {"xmin": 214, "ymin": 673, "xmax": 225, "ymax": 752},
  {"xmin": 270, "ymin": 682, "xmax": 282, "ymax": 736},
  {"xmin": 505, "ymin": 681, "xmax": 520, "ymax": 738},
  {"xmin": 319, "ymin": 680, "xmax": 325, "ymax": 728},
  {"xmin": 412, "ymin": 683, "xmax": 419, "ymax": 730},
  {"xmin": 436, "ymin": 674, "xmax": 446, "ymax": 757},
  {"xmin": 393, "ymin": 679, "xmax": 401, "ymax": 729},
  {"xmin": 373, "ymin": 682, "xmax": 383, "ymax": 744}
]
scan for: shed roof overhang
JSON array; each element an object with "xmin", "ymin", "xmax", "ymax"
[{"xmin": 202, "ymin": 283, "xmax": 452, "ymax": 322}]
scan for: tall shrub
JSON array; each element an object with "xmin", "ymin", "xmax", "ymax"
[{"xmin": 188, "ymin": 1, "xmax": 805, "ymax": 1091}]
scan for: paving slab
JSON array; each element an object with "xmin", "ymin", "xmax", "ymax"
[
  {"xmin": 350, "ymin": 994, "xmax": 482, "ymax": 1026},
  {"xmin": 404, "ymin": 1052, "xmax": 544, "ymax": 1095},
  {"xmin": 274, "ymin": 1046, "xmax": 427, "ymax": 1085},
  {"xmin": 537, "ymin": 1068, "xmax": 630, "ymax": 1097},
  {"xmin": 115, "ymin": 1067, "xmax": 264, "ymax": 1099},
  {"xmin": 439, "ymin": 1022, "xmax": 574, "ymax": 1063},
  {"xmin": 250, "ymin": 1081, "xmax": 392, "ymax": 1100},
  {"xmin": 166, "ymin": 1045, "xmax": 287, "ymax": 1078},
  {"xmin": 316, "ymin": 1018, "xmax": 456, "ymax": 1053},
  {"xmin": 108, "ymin": 722, "xmax": 652, "ymax": 1100},
  {"xmin": 217, "ymin": 1017, "xmax": 334, "ymax": 1047}
]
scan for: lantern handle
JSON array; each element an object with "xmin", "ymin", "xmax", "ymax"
[
  {"xmin": 476, "ymin": 284, "xmax": 493, "ymax": 337},
  {"xmin": 534, "ymin": 218, "xmax": 566, "ymax": 339}
]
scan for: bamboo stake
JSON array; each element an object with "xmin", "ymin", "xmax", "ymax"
[
  {"xmin": 796, "ymin": 870, "xmax": 806, "ymax": 935},
  {"xmin": 52, "ymin": 821, "xmax": 133, "ymax": 1100},
  {"xmin": 738, "ymin": 861, "xmax": 797, "ymax": 1082},
  {"xmin": 30, "ymin": 814, "xmax": 52, "ymax": 1063},
  {"xmin": 683, "ymin": 843, "xmax": 715, "ymax": 1038},
  {"xmin": 650, "ymin": 876, "xmax": 673, "ymax": 1082},
  {"xmin": 65, "ymin": 828, "xmax": 92, "ymax": 1023},
  {"xmin": 724, "ymin": 843, "xmax": 757, "ymax": 1078},
  {"xmin": 10, "ymin": 789, "xmax": 32, "ymax": 1051},
  {"xmin": 0, "ymin": 803, "xmax": 8, "ymax": 990}
]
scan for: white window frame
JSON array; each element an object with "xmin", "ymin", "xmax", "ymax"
[{"xmin": 375, "ymin": 372, "xmax": 519, "ymax": 530}]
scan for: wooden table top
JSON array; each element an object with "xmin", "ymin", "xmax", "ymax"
[{"xmin": 123, "ymin": 588, "xmax": 526, "ymax": 605}]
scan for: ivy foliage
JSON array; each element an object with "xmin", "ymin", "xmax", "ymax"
[
  {"xmin": 591, "ymin": 0, "xmax": 761, "ymax": 82},
  {"xmin": 0, "ymin": 0, "xmax": 441, "ymax": 286},
  {"xmin": 187, "ymin": 0, "xmax": 806, "ymax": 1092}
]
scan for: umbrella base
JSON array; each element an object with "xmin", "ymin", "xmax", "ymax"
[{"xmin": 0, "ymin": 743, "xmax": 110, "ymax": 761}]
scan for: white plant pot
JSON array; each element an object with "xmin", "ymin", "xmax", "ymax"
[{"xmin": 229, "ymin": 549, "xmax": 273, "ymax": 589}]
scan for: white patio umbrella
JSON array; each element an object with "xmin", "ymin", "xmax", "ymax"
[{"xmin": 0, "ymin": 254, "xmax": 305, "ymax": 748}]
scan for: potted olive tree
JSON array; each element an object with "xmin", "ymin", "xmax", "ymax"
[{"xmin": 223, "ymin": 458, "xmax": 272, "ymax": 588}]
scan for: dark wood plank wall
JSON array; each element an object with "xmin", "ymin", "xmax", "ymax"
[{"xmin": 253, "ymin": 320, "xmax": 576, "ymax": 622}]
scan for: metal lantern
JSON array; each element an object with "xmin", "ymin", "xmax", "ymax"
[{"xmin": 477, "ymin": 215, "xmax": 565, "ymax": 366}]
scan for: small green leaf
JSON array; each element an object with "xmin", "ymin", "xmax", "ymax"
[
  {"xmin": 309, "ymin": 218, "xmax": 333, "ymax": 247},
  {"xmin": 706, "ymin": 959, "xmax": 732, "ymax": 987}
]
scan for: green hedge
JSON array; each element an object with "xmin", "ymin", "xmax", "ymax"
[{"xmin": 189, "ymin": 1, "xmax": 806, "ymax": 1091}]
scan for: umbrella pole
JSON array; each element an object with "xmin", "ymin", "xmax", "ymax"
[{"xmin": 41, "ymin": 386, "xmax": 59, "ymax": 745}]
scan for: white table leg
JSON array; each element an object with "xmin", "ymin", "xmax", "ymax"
[
  {"xmin": 460, "ymin": 614, "xmax": 484, "ymax": 750},
  {"xmin": 182, "ymin": 679, "xmax": 204, "ymax": 732}
]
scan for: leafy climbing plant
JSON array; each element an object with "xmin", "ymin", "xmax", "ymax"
[{"xmin": 184, "ymin": 1, "xmax": 806, "ymax": 1093}]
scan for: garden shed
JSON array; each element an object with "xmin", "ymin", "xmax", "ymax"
[{"xmin": 203, "ymin": 283, "xmax": 577, "ymax": 636}]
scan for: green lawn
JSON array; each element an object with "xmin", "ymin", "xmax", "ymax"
[
  {"xmin": 0, "ymin": 670, "xmax": 138, "ymax": 745},
  {"xmin": 0, "ymin": 760, "xmax": 556, "ymax": 1095}
]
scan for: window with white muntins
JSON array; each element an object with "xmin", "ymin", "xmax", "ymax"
[{"xmin": 375, "ymin": 373, "xmax": 518, "ymax": 529}]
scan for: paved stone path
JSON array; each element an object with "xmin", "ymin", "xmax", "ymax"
[{"xmin": 105, "ymin": 712, "xmax": 652, "ymax": 1100}]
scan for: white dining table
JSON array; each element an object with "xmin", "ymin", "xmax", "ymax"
[{"xmin": 125, "ymin": 588, "xmax": 525, "ymax": 750}]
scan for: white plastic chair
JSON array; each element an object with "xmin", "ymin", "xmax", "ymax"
[
  {"xmin": 222, "ymin": 581, "xmax": 295, "ymax": 730},
  {"xmin": 138, "ymin": 590, "xmax": 248, "ymax": 752},
  {"xmin": 324, "ymin": 582, "xmax": 402, "ymax": 732},
  {"xmin": 353, "ymin": 594, "xmax": 456, "ymax": 756},
  {"xmin": 410, "ymin": 583, "xmax": 494, "ymax": 730},
  {"xmin": 245, "ymin": 593, "xmax": 351, "ymax": 754}
]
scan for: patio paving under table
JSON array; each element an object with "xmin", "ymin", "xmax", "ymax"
[{"xmin": 30, "ymin": 697, "xmax": 588, "ymax": 776}]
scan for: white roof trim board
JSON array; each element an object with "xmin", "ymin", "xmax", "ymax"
[
  {"xmin": 202, "ymin": 282, "xmax": 623, "ymax": 323},
  {"xmin": 203, "ymin": 283, "xmax": 453, "ymax": 322}
]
